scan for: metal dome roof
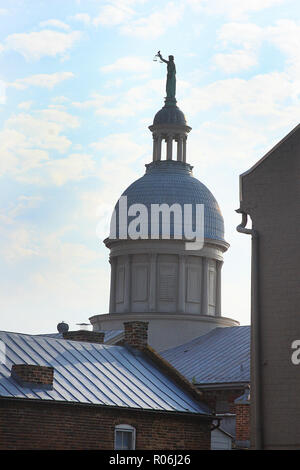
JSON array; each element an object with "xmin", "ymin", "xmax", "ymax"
[
  {"xmin": 114, "ymin": 161, "xmax": 225, "ymax": 242},
  {"xmin": 153, "ymin": 105, "xmax": 187, "ymax": 126}
]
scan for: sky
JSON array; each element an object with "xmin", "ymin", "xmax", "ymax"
[{"xmin": 1, "ymin": 0, "xmax": 300, "ymax": 334}]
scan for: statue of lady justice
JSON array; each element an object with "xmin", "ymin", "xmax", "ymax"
[{"xmin": 156, "ymin": 51, "xmax": 176, "ymax": 101}]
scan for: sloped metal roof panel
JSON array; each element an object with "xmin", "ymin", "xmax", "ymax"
[
  {"xmin": 0, "ymin": 331, "xmax": 209, "ymax": 415},
  {"xmin": 36, "ymin": 329, "xmax": 123, "ymax": 343},
  {"xmin": 161, "ymin": 326, "xmax": 250, "ymax": 385}
]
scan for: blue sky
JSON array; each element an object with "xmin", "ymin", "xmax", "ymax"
[{"xmin": 1, "ymin": 0, "xmax": 300, "ymax": 334}]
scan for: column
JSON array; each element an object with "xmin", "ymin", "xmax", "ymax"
[
  {"xmin": 109, "ymin": 256, "xmax": 117, "ymax": 313},
  {"xmin": 152, "ymin": 134, "xmax": 157, "ymax": 161},
  {"xmin": 157, "ymin": 136, "xmax": 162, "ymax": 160},
  {"xmin": 167, "ymin": 135, "xmax": 173, "ymax": 160},
  {"xmin": 178, "ymin": 254, "xmax": 186, "ymax": 313},
  {"xmin": 149, "ymin": 253, "xmax": 157, "ymax": 312},
  {"xmin": 183, "ymin": 136, "xmax": 187, "ymax": 163},
  {"xmin": 123, "ymin": 254, "xmax": 132, "ymax": 313},
  {"xmin": 177, "ymin": 136, "xmax": 183, "ymax": 162},
  {"xmin": 216, "ymin": 260, "xmax": 223, "ymax": 316},
  {"xmin": 201, "ymin": 257, "xmax": 208, "ymax": 315}
]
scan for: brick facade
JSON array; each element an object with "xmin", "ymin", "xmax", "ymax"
[{"xmin": 0, "ymin": 399, "xmax": 211, "ymax": 450}]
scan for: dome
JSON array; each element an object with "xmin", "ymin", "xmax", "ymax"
[
  {"xmin": 114, "ymin": 161, "xmax": 225, "ymax": 243},
  {"xmin": 153, "ymin": 105, "xmax": 187, "ymax": 126}
]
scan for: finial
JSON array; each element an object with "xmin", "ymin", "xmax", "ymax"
[{"xmin": 155, "ymin": 51, "xmax": 177, "ymax": 106}]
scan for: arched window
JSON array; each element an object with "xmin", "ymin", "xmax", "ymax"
[{"xmin": 114, "ymin": 424, "xmax": 136, "ymax": 450}]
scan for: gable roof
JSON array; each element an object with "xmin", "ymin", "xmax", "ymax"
[
  {"xmin": 239, "ymin": 123, "xmax": 300, "ymax": 202},
  {"xmin": 0, "ymin": 331, "xmax": 209, "ymax": 415},
  {"xmin": 161, "ymin": 326, "xmax": 250, "ymax": 385}
]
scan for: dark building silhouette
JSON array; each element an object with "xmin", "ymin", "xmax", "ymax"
[{"xmin": 237, "ymin": 124, "xmax": 300, "ymax": 449}]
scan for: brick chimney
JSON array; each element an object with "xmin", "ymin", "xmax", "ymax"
[
  {"xmin": 124, "ymin": 321, "xmax": 149, "ymax": 350},
  {"xmin": 11, "ymin": 364, "xmax": 54, "ymax": 388},
  {"xmin": 234, "ymin": 385, "xmax": 250, "ymax": 449},
  {"xmin": 63, "ymin": 330, "xmax": 105, "ymax": 344}
]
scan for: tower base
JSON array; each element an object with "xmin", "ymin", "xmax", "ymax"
[{"xmin": 89, "ymin": 312, "xmax": 239, "ymax": 351}]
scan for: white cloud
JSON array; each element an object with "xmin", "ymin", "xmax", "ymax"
[
  {"xmin": 9, "ymin": 72, "xmax": 74, "ymax": 90},
  {"xmin": 26, "ymin": 153, "xmax": 95, "ymax": 186},
  {"xmin": 216, "ymin": 19, "xmax": 300, "ymax": 62},
  {"xmin": 0, "ymin": 226, "xmax": 40, "ymax": 262},
  {"xmin": 70, "ymin": 13, "xmax": 91, "ymax": 25},
  {"xmin": 39, "ymin": 19, "xmax": 70, "ymax": 30},
  {"xmin": 87, "ymin": 132, "xmax": 148, "ymax": 240},
  {"xmin": 121, "ymin": 1, "xmax": 184, "ymax": 39},
  {"xmin": 0, "ymin": 222, "xmax": 109, "ymax": 333},
  {"xmin": 0, "ymin": 195, "xmax": 44, "ymax": 228},
  {"xmin": 188, "ymin": 0, "xmax": 286, "ymax": 20},
  {"xmin": 72, "ymin": 79, "xmax": 162, "ymax": 119},
  {"xmin": 267, "ymin": 19, "xmax": 300, "ymax": 61},
  {"xmin": 72, "ymin": 93, "xmax": 113, "ymax": 110},
  {"xmin": 37, "ymin": 108, "xmax": 79, "ymax": 128},
  {"xmin": 51, "ymin": 95, "xmax": 69, "ymax": 104},
  {"xmin": 214, "ymin": 20, "xmax": 300, "ymax": 74},
  {"xmin": 92, "ymin": 0, "xmax": 145, "ymax": 27},
  {"xmin": 101, "ymin": 56, "xmax": 152, "ymax": 74},
  {"xmin": 5, "ymin": 29, "xmax": 81, "ymax": 60},
  {"xmin": 189, "ymin": 121, "xmax": 269, "ymax": 166},
  {"xmin": 0, "ymin": 127, "xmax": 49, "ymax": 176},
  {"xmin": 93, "ymin": 3, "xmax": 135, "ymax": 26},
  {"xmin": 91, "ymin": 132, "xmax": 146, "ymax": 161},
  {"xmin": 0, "ymin": 107, "xmax": 81, "ymax": 178},
  {"xmin": 18, "ymin": 101, "xmax": 33, "ymax": 110},
  {"xmin": 182, "ymin": 72, "xmax": 299, "ymax": 117},
  {"xmin": 91, "ymin": 0, "xmax": 183, "ymax": 38},
  {"xmin": 8, "ymin": 195, "xmax": 44, "ymax": 219},
  {"xmin": 0, "ymin": 101, "xmax": 100, "ymax": 186},
  {"xmin": 217, "ymin": 22, "xmax": 263, "ymax": 49},
  {"xmin": 0, "ymin": 79, "xmax": 5, "ymax": 104},
  {"xmin": 214, "ymin": 49, "xmax": 258, "ymax": 73},
  {"xmin": 5, "ymin": 112, "xmax": 74, "ymax": 153}
]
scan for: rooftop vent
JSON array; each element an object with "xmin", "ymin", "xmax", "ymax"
[{"xmin": 57, "ymin": 321, "xmax": 69, "ymax": 334}]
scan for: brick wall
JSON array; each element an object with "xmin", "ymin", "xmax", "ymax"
[
  {"xmin": 0, "ymin": 399, "xmax": 211, "ymax": 450},
  {"xmin": 201, "ymin": 388, "xmax": 244, "ymax": 413},
  {"xmin": 235, "ymin": 404, "xmax": 250, "ymax": 443}
]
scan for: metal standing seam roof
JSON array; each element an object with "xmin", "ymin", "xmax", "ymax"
[
  {"xmin": 36, "ymin": 329, "xmax": 123, "ymax": 343},
  {"xmin": 0, "ymin": 331, "xmax": 209, "ymax": 415},
  {"xmin": 161, "ymin": 326, "xmax": 250, "ymax": 385}
]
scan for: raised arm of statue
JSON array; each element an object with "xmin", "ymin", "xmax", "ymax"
[{"xmin": 157, "ymin": 51, "xmax": 168, "ymax": 64}]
